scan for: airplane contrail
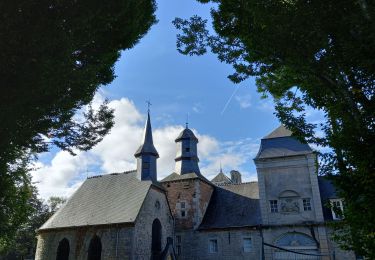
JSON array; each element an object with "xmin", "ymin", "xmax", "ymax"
[{"xmin": 221, "ymin": 85, "xmax": 240, "ymax": 115}]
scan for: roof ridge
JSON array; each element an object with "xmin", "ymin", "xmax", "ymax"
[{"xmin": 217, "ymin": 181, "xmax": 258, "ymax": 186}]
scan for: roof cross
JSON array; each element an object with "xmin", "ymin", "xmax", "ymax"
[{"xmin": 146, "ymin": 100, "xmax": 152, "ymax": 113}]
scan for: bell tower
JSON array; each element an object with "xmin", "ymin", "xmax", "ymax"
[
  {"xmin": 174, "ymin": 126, "xmax": 200, "ymax": 175},
  {"xmin": 134, "ymin": 111, "xmax": 159, "ymax": 182}
]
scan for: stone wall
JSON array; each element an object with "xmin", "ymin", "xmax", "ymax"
[
  {"xmin": 175, "ymin": 229, "xmax": 261, "ymax": 260},
  {"xmin": 162, "ymin": 178, "xmax": 213, "ymax": 230},
  {"xmin": 35, "ymin": 225, "xmax": 134, "ymax": 260},
  {"xmin": 133, "ymin": 186, "xmax": 174, "ymax": 260}
]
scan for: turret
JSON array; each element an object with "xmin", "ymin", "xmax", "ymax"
[
  {"xmin": 230, "ymin": 170, "xmax": 242, "ymax": 184},
  {"xmin": 174, "ymin": 126, "xmax": 200, "ymax": 175},
  {"xmin": 134, "ymin": 111, "xmax": 159, "ymax": 181}
]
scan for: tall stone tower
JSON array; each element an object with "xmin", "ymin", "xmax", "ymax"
[
  {"xmin": 174, "ymin": 126, "xmax": 200, "ymax": 175},
  {"xmin": 254, "ymin": 125, "xmax": 329, "ymax": 258},
  {"xmin": 134, "ymin": 111, "xmax": 159, "ymax": 182},
  {"xmin": 161, "ymin": 126, "xmax": 214, "ymax": 231}
]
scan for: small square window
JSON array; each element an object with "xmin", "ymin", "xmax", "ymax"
[
  {"xmin": 270, "ymin": 200, "xmax": 278, "ymax": 213},
  {"xmin": 185, "ymin": 147, "xmax": 190, "ymax": 152},
  {"xmin": 243, "ymin": 237, "xmax": 252, "ymax": 252},
  {"xmin": 303, "ymin": 198, "xmax": 312, "ymax": 211},
  {"xmin": 142, "ymin": 162, "xmax": 150, "ymax": 169},
  {"xmin": 208, "ymin": 239, "xmax": 218, "ymax": 253}
]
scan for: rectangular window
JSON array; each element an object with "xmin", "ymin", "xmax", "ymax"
[
  {"xmin": 303, "ymin": 198, "xmax": 312, "ymax": 211},
  {"xmin": 180, "ymin": 202, "xmax": 185, "ymax": 208},
  {"xmin": 209, "ymin": 239, "xmax": 218, "ymax": 253},
  {"xmin": 243, "ymin": 237, "xmax": 252, "ymax": 252},
  {"xmin": 176, "ymin": 235, "xmax": 182, "ymax": 255},
  {"xmin": 331, "ymin": 199, "xmax": 344, "ymax": 220},
  {"xmin": 142, "ymin": 162, "xmax": 150, "ymax": 169},
  {"xmin": 185, "ymin": 147, "xmax": 190, "ymax": 152},
  {"xmin": 270, "ymin": 200, "xmax": 278, "ymax": 213},
  {"xmin": 181, "ymin": 210, "xmax": 186, "ymax": 217}
]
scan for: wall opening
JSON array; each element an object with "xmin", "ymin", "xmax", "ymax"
[
  {"xmin": 88, "ymin": 235, "xmax": 102, "ymax": 260},
  {"xmin": 56, "ymin": 238, "xmax": 69, "ymax": 260},
  {"xmin": 152, "ymin": 218, "xmax": 162, "ymax": 258}
]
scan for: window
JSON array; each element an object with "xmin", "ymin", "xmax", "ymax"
[
  {"xmin": 176, "ymin": 235, "xmax": 182, "ymax": 255},
  {"xmin": 142, "ymin": 162, "xmax": 150, "ymax": 169},
  {"xmin": 331, "ymin": 199, "xmax": 344, "ymax": 220},
  {"xmin": 88, "ymin": 236, "xmax": 102, "ymax": 260},
  {"xmin": 185, "ymin": 147, "xmax": 190, "ymax": 152},
  {"xmin": 243, "ymin": 237, "xmax": 252, "ymax": 252},
  {"xmin": 270, "ymin": 200, "xmax": 278, "ymax": 213},
  {"xmin": 180, "ymin": 202, "xmax": 185, "ymax": 208},
  {"xmin": 181, "ymin": 210, "xmax": 186, "ymax": 217},
  {"xmin": 303, "ymin": 198, "xmax": 312, "ymax": 211},
  {"xmin": 208, "ymin": 239, "xmax": 218, "ymax": 253},
  {"xmin": 56, "ymin": 238, "xmax": 70, "ymax": 260}
]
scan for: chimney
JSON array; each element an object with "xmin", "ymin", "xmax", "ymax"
[{"xmin": 230, "ymin": 170, "xmax": 242, "ymax": 184}]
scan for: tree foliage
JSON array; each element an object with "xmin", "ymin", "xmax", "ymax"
[
  {"xmin": 173, "ymin": 0, "xmax": 375, "ymax": 257},
  {"xmin": 0, "ymin": 0, "xmax": 156, "ymax": 249},
  {"xmin": 1, "ymin": 187, "xmax": 66, "ymax": 258}
]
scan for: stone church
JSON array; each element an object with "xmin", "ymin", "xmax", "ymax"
[{"xmin": 36, "ymin": 112, "xmax": 355, "ymax": 260}]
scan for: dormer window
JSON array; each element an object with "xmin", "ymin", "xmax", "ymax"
[{"xmin": 330, "ymin": 199, "xmax": 344, "ymax": 220}]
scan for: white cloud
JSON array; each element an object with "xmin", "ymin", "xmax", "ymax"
[
  {"xmin": 32, "ymin": 94, "xmax": 260, "ymax": 200},
  {"xmin": 192, "ymin": 103, "xmax": 203, "ymax": 113},
  {"xmin": 235, "ymin": 94, "xmax": 252, "ymax": 108}
]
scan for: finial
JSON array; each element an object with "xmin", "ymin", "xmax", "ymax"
[
  {"xmin": 186, "ymin": 113, "xmax": 189, "ymax": 129},
  {"xmin": 220, "ymin": 162, "xmax": 223, "ymax": 173},
  {"xmin": 146, "ymin": 100, "xmax": 152, "ymax": 113}
]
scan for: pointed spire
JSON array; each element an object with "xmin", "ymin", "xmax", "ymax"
[
  {"xmin": 134, "ymin": 111, "xmax": 159, "ymax": 158},
  {"xmin": 219, "ymin": 162, "xmax": 223, "ymax": 173},
  {"xmin": 135, "ymin": 108, "xmax": 159, "ymax": 182}
]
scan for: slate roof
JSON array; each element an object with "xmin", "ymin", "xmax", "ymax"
[
  {"xmin": 160, "ymin": 172, "xmax": 211, "ymax": 184},
  {"xmin": 175, "ymin": 128, "xmax": 198, "ymax": 142},
  {"xmin": 211, "ymin": 172, "xmax": 232, "ymax": 185},
  {"xmin": 318, "ymin": 176, "xmax": 339, "ymax": 221},
  {"xmin": 39, "ymin": 171, "xmax": 160, "ymax": 230},
  {"xmin": 199, "ymin": 182, "xmax": 261, "ymax": 229},
  {"xmin": 255, "ymin": 125, "xmax": 313, "ymax": 159},
  {"xmin": 135, "ymin": 112, "xmax": 159, "ymax": 157}
]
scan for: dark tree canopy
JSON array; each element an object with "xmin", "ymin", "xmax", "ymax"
[
  {"xmin": 0, "ymin": 0, "xmax": 156, "ymax": 250},
  {"xmin": 173, "ymin": 0, "xmax": 375, "ymax": 257}
]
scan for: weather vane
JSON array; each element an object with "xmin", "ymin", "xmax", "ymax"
[
  {"xmin": 146, "ymin": 100, "xmax": 152, "ymax": 113},
  {"xmin": 186, "ymin": 113, "xmax": 189, "ymax": 128}
]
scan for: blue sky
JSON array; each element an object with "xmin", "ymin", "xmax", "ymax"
[{"xmin": 33, "ymin": 0, "xmax": 323, "ymax": 199}]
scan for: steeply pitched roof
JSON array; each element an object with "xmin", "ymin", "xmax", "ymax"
[
  {"xmin": 318, "ymin": 176, "xmax": 339, "ymax": 221},
  {"xmin": 211, "ymin": 172, "xmax": 232, "ymax": 185},
  {"xmin": 39, "ymin": 171, "xmax": 159, "ymax": 230},
  {"xmin": 255, "ymin": 125, "xmax": 313, "ymax": 159},
  {"xmin": 199, "ymin": 182, "xmax": 261, "ymax": 230},
  {"xmin": 135, "ymin": 112, "xmax": 159, "ymax": 157},
  {"xmin": 263, "ymin": 125, "xmax": 292, "ymax": 139},
  {"xmin": 160, "ymin": 172, "xmax": 211, "ymax": 184}
]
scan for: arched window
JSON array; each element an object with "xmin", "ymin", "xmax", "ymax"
[
  {"xmin": 88, "ymin": 235, "xmax": 102, "ymax": 260},
  {"xmin": 152, "ymin": 218, "xmax": 162, "ymax": 257},
  {"xmin": 56, "ymin": 238, "xmax": 69, "ymax": 260}
]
